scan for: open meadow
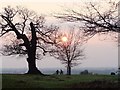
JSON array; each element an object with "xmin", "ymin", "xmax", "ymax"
[{"xmin": 2, "ymin": 74, "xmax": 119, "ymax": 89}]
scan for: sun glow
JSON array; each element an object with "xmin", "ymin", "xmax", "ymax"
[{"xmin": 61, "ymin": 36, "xmax": 68, "ymax": 42}]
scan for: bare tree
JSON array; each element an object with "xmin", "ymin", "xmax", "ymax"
[
  {"xmin": 50, "ymin": 30, "xmax": 85, "ymax": 75},
  {"xmin": 56, "ymin": 1, "xmax": 119, "ymax": 36},
  {"xmin": 0, "ymin": 6, "xmax": 58, "ymax": 74},
  {"xmin": 55, "ymin": 1, "xmax": 120, "ymax": 73}
]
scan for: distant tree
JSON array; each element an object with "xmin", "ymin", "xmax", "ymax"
[
  {"xmin": 50, "ymin": 30, "xmax": 85, "ymax": 75},
  {"xmin": 55, "ymin": 1, "xmax": 120, "ymax": 71},
  {"xmin": 0, "ymin": 6, "xmax": 58, "ymax": 74}
]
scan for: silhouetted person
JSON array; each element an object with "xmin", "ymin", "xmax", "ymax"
[
  {"xmin": 56, "ymin": 70, "xmax": 59, "ymax": 75},
  {"xmin": 60, "ymin": 69, "xmax": 63, "ymax": 75}
]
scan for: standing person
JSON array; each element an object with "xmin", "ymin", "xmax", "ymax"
[
  {"xmin": 60, "ymin": 69, "xmax": 63, "ymax": 75},
  {"xmin": 56, "ymin": 70, "xmax": 59, "ymax": 75}
]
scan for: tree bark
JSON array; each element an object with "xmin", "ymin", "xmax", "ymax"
[{"xmin": 67, "ymin": 63, "xmax": 71, "ymax": 75}]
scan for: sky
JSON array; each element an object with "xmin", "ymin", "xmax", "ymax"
[{"xmin": 0, "ymin": 0, "xmax": 119, "ymax": 70}]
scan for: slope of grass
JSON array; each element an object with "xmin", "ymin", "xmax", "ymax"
[{"xmin": 2, "ymin": 74, "xmax": 119, "ymax": 89}]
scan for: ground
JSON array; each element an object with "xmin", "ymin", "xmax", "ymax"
[{"xmin": 2, "ymin": 74, "xmax": 119, "ymax": 89}]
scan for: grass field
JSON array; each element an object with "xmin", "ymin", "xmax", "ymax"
[{"xmin": 2, "ymin": 74, "xmax": 119, "ymax": 89}]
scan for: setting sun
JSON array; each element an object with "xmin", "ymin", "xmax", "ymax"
[{"xmin": 61, "ymin": 36, "xmax": 68, "ymax": 42}]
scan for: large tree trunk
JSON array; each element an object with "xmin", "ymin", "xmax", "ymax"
[
  {"xmin": 26, "ymin": 55, "xmax": 42, "ymax": 74},
  {"xmin": 26, "ymin": 47, "xmax": 43, "ymax": 74},
  {"xmin": 26, "ymin": 22, "xmax": 43, "ymax": 75},
  {"xmin": 67, "ymin": 63, "xmax": 71, "ymax": 75}
]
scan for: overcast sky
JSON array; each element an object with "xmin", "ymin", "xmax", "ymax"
[{"xmin": 0, "ymin": 0, "xmax": 118, "ymax": 69}]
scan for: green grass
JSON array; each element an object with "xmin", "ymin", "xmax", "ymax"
[{"xmin": 2, "ymin": 74, "xmax": 119, "ymax": 89}]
